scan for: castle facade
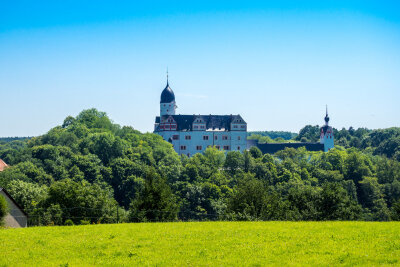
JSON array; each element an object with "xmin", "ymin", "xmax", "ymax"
[
  {"xmin": 154, "ymin": 80, "xmax": 247, "ymax": 156},
  {"xmin": 154, "ymin": 79, "xmax": 334, "ymax": 156}
]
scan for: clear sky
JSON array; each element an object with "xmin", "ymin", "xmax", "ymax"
[{"xmin": 1, "ymin": 1, "xmax": 400, "ymax": 137}]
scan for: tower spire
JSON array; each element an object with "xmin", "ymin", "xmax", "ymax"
[
  {"xmin": 166, "ymin": 67, "xmax": 169, "ymax": 85},
  {"xmin": 324, "ymin": 105, "xmax": 330, "ymax": 126}
]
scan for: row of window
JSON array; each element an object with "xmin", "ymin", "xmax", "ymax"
[
  {"xmin": 173, "ymin": 135, "xmax": 241, "ymax": 141},
  {"xmin": 233, "ymin": 125, "xmax": 246, "ymax": 129},
  {"xmin": 180, "ymin": 145, "xmax": 241, "ymax": 151},
  {"xmin": 160, "ymin": 124, "xmax": 177, "ymax": 130},
  {"xmin": 193, "ymin": 125, "xmax": 206, "ymax": 129}
]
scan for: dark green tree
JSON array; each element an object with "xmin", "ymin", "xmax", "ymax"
[{"xmin": 129, "ymin": 170, "xmax": 179, "ymax": 222}]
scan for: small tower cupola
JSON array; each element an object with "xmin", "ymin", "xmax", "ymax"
[
  {"xmin": 160, "ymin": 72, "xmax": 177, "ymax": 116},
  {"xmin": 160, "ymin": 81, "xmax": 175, "ymax": 103},
  {"xmin": 324, "ymin": 105, "xmax": 330, "ymax": 126}
]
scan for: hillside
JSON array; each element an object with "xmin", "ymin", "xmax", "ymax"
[
  {"xmin": 0, "ymin": 108, "xmax": 400, "ymax": 226},
  {"xmin": 1, "ymin": 221, "xmax": 400, "ymax": 266}
]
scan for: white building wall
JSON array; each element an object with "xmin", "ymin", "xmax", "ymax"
[
  {"xmin": 157, "ymin": 130, "xmax": 247, "ymax": 156},
  {"xmin": 160, "ymin": 102, "xmax": 176, "ymax": 116}
]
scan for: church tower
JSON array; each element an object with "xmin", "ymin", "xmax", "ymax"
[
  {"xmin": 320, "ymin": 106, "xmax": 334, "ymax": 152},
  {"xmin": 160, "ymin": 76, "xmax": 177, "ymax": 116}
]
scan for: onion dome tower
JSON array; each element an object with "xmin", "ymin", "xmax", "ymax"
[
  {"xmin": 320, "ymin": 105, "xmax": 334, "ymax": 152},
  {"xmin": 160, "ymin": 72, "xmax": 177, "ymax": 116}
]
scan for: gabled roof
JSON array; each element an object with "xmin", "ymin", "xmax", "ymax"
[
  {"xmin": 0, "ymin": 187, "xmax": 28, "ymax": 217},
  {"xmin": 320, "ymin": 125, "xmax": 332, "ymax": 134},
  {"xmin": 155, "ymin": 114, "xmax": 246, "ymax": 131},
  {"xmin": 0, "ymin": 159, "xmax": 8, "ymax": 172}
]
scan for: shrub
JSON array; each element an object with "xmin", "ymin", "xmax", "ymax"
[
  {"xmin": 64, "ymin": 219, "xmax": 74, "ymax": 226},
  {"xmin": 80, "ymin": 220, "xmax": 90, "ymax": 225}
]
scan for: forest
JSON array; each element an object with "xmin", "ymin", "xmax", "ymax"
[{"xmin": 1, "ymin": 108, "xmax": 400, "ymax": 225}]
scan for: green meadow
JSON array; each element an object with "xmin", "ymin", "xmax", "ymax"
[{"xmin": 1, "ymin": 221, "xmax": 400, "ymax": 266}]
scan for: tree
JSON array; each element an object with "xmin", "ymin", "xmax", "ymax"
[
  {"xmin": 203, "ymin": 146, "xmax": 225, "ymax": 171},
  {"xmin": 6, "ymin": 180, "xmax": 47, "ymax": 212},
  {"xmin": 358, "ymin": 177, "xmax": 391, "ymax": 220},
  {"xmin": 83, "ymin": 133, "xmax": 125, "ymax": 164},
  {"xmin": 224, "ymin": 151, "xmax": 244, "ymax": 175},
  {"xmin": 249, "ymin": 146, "xmax": 262, "ymax": 159},
  {"xmin": 296, "ymin": 125, "xmax": 320, "ymax": 142},
  {"xmin": 43, "ymin": 179, "xmax": 118, "ymax": 225},
  {"xmin": 227, "ymin": 174, "xmax": 287, "ymax": 220},
  {"xmin": 129, "ymin": 170, "xmax": 179, "ymax": 222},
  {"xmin": 319, "ymin": 183, "xmax": 362, "ymax": 220},
  {"xmin": 287, "ymin": 185, "xmax": 321, "ymax": 220},
  {"xmin": 392, "ymin": 199, "xmax": 400, "ymax": 220}
]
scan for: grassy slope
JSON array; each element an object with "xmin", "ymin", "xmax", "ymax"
[{"xmin": 1, "ymin": 221, "xmax": 400, "ymax": 266}]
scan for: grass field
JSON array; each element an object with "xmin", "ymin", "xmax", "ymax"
[{"xmin": 1, "ymin": 221, "xmax": 400, "ymax": 266}]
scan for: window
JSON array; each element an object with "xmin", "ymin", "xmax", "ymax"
[
  {"xmin": 234, "ymin": 125, "xmax": 238, "ymax": 128},
  {"xmin": 180, "ymin": 145, "xmax": 186, "ymax": 150},
  {"xmin": 173, "ymin": 135, "xmax": 179, "ymax": 140},
  {"xmin": 203, "ymin": 135, "xmax": 209, "ymax": 140},
  {"xmin": 196, "ymin": 146, "xmax": 202, "ymax": 150},
  {"xmin": 200, "ymin": 125, "xmax": 205, "ymax": 129},
  {"xmin": 214, "ymin": 135, "xmax": 218, "ymax": 140},
  {"xmin": 223, "ymin": 145, "xmax": 230, "ymax": 150},
  {"xmin": 222, "ymin": 135, "xmax": 229, "ymax": 140},
  {"xmin": 215, "ymin": 145, "xmax": 220, "ymax": 150},
  {"xmin": 185, "ymin": 135, "xmax": 191, "ymax": 140},
  {"xmin": 238, "ymin": 136, "xmax": 241, "ymax": 140},
  {"xmin": 194, "ymin": 126, "xmax": 198, "ymax": 129},
  {"xmin": 241, "ymin": 125, "xmax": 245, "ymax": 128},
  {"xmin": 237, "ymin": 146, "xmax": 241, "ymax": 150}
]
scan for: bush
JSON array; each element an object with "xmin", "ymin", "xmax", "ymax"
[
  {"xmin": 80, "ymin": 220, "xmax": 90, "ymax": 225},
  {"xmin": 64, "ymin": 219, "xmax": 74, "ymax": 226},
  {"xmin": 0, "ymin": 195, "xmax": 9, "ymax": 226}
]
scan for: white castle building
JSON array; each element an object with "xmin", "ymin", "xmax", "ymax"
[{"xmin": 154, "ymin": 79, "xmax": 247, "ymax": 156}]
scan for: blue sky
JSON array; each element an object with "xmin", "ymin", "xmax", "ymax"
[{"xmin": 1, "ymin": 1, "xmax": 400, "ymax": 136}]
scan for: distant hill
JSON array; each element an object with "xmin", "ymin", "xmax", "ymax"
[{"xmin": 0, "ymin": 137, "xmax": 32, "ymax": 143}]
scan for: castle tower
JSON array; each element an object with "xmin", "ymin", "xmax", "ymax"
[
  {"xmin": 320, "ymin": 106, "xmax": 334, "ymax": 152},
  {"xmin": 160, "ymin": 76, "xmax": 176, "ymax": 116}
]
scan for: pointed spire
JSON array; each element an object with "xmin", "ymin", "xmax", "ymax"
[
  {"xmin": 166, "ymin": 67, "xmax": 169, "ymax": 86},
  {"xmin": 324, "ymin": 104, "xmax": 330, "ymax": 125}
]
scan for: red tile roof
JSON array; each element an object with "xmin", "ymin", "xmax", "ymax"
[{"xmin": 0, "ymin": 159, "xmax": 8, "ymax": 171}]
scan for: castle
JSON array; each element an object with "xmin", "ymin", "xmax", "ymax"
[{"xmin": 154, "ymin": 79, "xmax": 334, "ymax": 156}]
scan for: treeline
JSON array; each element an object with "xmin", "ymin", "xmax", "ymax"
[
  {"xmin": 0, "ymin": 109, "xmax": 399, "ymax": 225},
  {"xmin": 0, "ymin": 137, "xmax": 31, "ymax": 143},
  {"xmin": 248, "ymin": 131, "xmax": 297, "ymax": 143},
  {"xmin": 295, "ymin": 125, "xmax": 400, "ymax": 161}
]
